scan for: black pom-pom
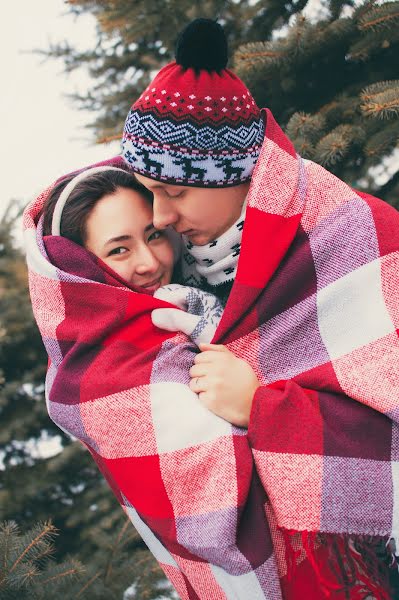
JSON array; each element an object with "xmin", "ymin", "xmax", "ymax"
[{"xmin": 175, "ymin": 19, "xmax": 228, "ymax": 72}]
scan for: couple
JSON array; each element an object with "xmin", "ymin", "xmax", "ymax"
[{"xmin": 24, "ymin": 18, "xmax": 399, "ymax": 600}]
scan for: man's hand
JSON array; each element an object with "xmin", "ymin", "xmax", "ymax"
[{"xmin": 189, "ymin": 343, "xmax": 260, "ymax": 427}]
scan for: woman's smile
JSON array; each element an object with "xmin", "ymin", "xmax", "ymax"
[{"xmin": 140, "ymin": 275, "xmax": 163, "ymax": 292}]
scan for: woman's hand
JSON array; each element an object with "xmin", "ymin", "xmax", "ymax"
[{"xmin": 189, "ymin": 343, "xmax": 260, "ymax": 427}]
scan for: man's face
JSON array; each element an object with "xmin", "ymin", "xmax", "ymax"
[{"xmin": 134, "ymin": 174, "xmax": 249, "ymax": 246}]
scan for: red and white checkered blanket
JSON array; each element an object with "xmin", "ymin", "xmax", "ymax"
[{"xmin": 23, "ymin": 110, "xmax": 399, "ymax": 599}]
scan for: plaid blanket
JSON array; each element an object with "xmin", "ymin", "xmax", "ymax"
[{"xmin": 23, "ymin": 110, "xmax": 399, "ymax": 599}]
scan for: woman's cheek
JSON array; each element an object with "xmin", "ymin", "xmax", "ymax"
[{"xmin": 105, "ymin": 257, "xmax": 130, "ymax": 281}]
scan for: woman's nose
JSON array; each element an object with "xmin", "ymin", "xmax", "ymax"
[
  {"xmin": 152, "ymin": 196, "xmax": 178, "ymax": 230},
  {"xmin": 135, "ymin": 245, "xmax": 159, "ymax": 274}
]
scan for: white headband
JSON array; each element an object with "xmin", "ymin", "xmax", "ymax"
[{"xmin": 51, "ymin": 166, "xmax": 129, "ymax": 236}]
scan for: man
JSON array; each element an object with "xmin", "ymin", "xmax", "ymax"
[{"xmin": 122, "ymin": 18, "xmax": 399, "ymax": 599}]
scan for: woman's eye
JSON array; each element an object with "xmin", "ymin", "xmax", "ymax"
[
  {"xmin": 108, "ymin": 246, "xmax": 128, "ymax": 256},
  {"xmin": 148, "ymin": 230, "xmax": 164, "ymax": 242}
]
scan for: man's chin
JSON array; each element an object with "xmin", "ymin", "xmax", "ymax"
[{"xmin": 186, "ymin": 231, "xmax": 212, "ymax": 246}]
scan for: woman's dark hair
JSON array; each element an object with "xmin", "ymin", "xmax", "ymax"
[{"xmin": 41, "ymin": 169, "xmax": 153, "ymax": 246}]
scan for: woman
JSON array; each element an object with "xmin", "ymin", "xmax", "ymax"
[{"xmin": 42, "ymin": 166, "xmax": 175, "ymax": 292}]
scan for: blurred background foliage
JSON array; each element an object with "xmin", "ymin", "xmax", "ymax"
[
  {"xmin": 44, "ymin": 0, "xmax": 399, "ymax": 205},
  {"xmin": 1, "ymin": 1, "xmax": 398, "ymax": 597}
]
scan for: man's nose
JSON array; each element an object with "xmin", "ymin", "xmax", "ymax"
[
  {"xmin": 152, "ymin": 196, "xmax": 178, "ymax": 230},
  {"xmin": 135, "ymin": 245, "xmax": 160, "ymax": 275}
]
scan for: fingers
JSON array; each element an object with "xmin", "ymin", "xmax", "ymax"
[
  {"xmin": 199, "ymin": 343, "xmax": 228, "ymax": 353},
  {"xmin": 189, "ymin": 364, "xmax": 208, "ymax": 378},
  {"xmin": 189, "ymin": 375, "xmax": 206, "ymax": 393},
  {"xmin": 193, "ymin": 352, "xmax": 214, "ymax": 365},
  {"xmin": 189, "ymin": 377, "xmax": 224, "ymax": 423},
  {"xmin": 194, "ymin": 347, "xmax": 228, "ymax": 364}
]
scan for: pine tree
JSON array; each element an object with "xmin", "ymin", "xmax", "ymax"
[
  {"xmin": 0, "ymin": 519, "xmax": 174, "ymax": 599},
  {"xmin": 0, "ymin": 205, "xmax": 172, "ymax": 597},
  {"xmin": 43, "ymin": 0, "xmax": 308, "ymax": 142},
  {"xmin": 44, "ymin": 0, "xmax": 398, "ymax": 206},
  {"xmin": 235, "ymin": 0, "xmax": 399, "ymax": 206},
  {"xmin": 0, "ymin": 520, "xmax": 84, "ymax": 599}
]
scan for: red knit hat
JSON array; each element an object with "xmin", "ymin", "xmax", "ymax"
[{"xmin": 122, "ymin": 19, "xmax": 264, "ymax": 187}]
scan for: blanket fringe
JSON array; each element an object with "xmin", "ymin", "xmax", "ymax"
[{"xmin": 282, "ymin": 530, "xmax": 393, "ymax": 599}]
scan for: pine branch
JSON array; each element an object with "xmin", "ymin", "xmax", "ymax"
[
  {"xmin": 361, "ymin": 79, "xmax": 399, "ymax": 96},
  {"xmin": 234, "ymin": 40, "xmax": 289, "ymax": 77},
  {"xmin": 0, "ymin": 521, "xmax": 74, "ymax": 594},
  {"xmin": 286, "ymin": 112, "xmax": 326, "ymax": 144},
  {"xmin": 29, "ymin": 542, "xmax": 55, "ymax": 567},
  {"xmin": 315, "ymin": 124, "xmax": 355, "ymax": 166},
  {"xmin": 104, "ymin": 519, "xmax": 130, "ymax": 583},
  {"xmin": 40, "ymin": 562, "xmax": 83, "ymax": 584},
  {"xmin": 19, "ymin": 566, "xmax": 38, "ymax": 586},
  {"xmin": 284, "ymin": 15, "xmax": 320, "ymax": 58},
  {"xmin": 8, "ymin": 521, "xmax": 56, "ymax": 574},
  {"xmin": 76, "ymin": 570, "xmax": 101, "ymax": 598},
  {"xmin": 353, "ymin": 0, "xmax": 378, "ymax": 21},
  {"xmin": 361, "ymin": 80, "xmax": 399, "ymax": 118},
  {"xmin": 0, "ymin": 521, "xmax": 19, "ymax": 577},
  {"xmin": 362, "ymin": 96, "xmax": 399, "ymax": 119},
  {"xmin": 364, "ymin": 122, "xmax": 399, "ymax": 160},
  {"xmin": 358, "ymin": 1, "xmax": 399, "ymax": 32}
]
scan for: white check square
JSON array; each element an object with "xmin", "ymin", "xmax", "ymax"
[
  {"xmin": 150, "ymin": 382, "xmax": 232, "ymax": 453},
  {"xmin": 317, "ymin": 259, "xmax": 395, "ymax": 360}
]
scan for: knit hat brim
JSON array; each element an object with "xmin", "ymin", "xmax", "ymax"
[{"xmin": 122, "ymin": 109, "xmax": 265, "ymax": 188}]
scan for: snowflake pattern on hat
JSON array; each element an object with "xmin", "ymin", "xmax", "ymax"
[{"xmin": 136, "ymin": 85, "xmax": 259, "ymax": 124}]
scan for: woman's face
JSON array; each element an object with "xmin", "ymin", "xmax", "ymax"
[{"xmin": 84, "ymin": 187, "xmax": 174, "ymax": 292}]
